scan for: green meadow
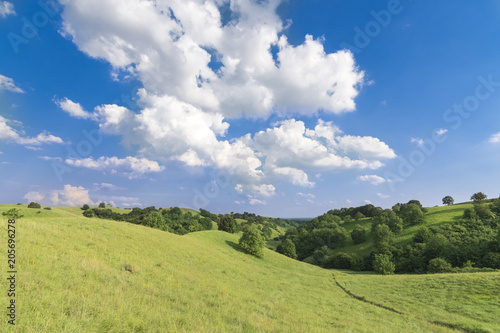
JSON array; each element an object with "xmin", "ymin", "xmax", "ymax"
[{"xmin": 1, "ymin": 204, "xmax": 498, "ymax": 332}]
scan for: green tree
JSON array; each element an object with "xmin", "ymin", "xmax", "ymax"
[
  {"xmin": 470, "ymin": 192, "xmax": 487, "ymax": 203},
  {"xmin": 98, "ymin": 202, "xmax": 106, "ymax": 208},
  {"xmin": 277, "ymin": 239, "xmax": 297, "ymax": 259},
  {"xmin": 351, "ymin": 225, "xmax": 366, "ymax": 244},
  {"xmin": 442, "ymin": 196, "xmax": 454, "ymax": 206},
  {"xmin": 143, "ymin": 211, "xmax": 163, "ymax": 228},
  {"xmin": 262, "ymin": 225, "xmax": 273, "ymax": 240},
  {"xmin": 373, "ymin": 254, "xmax": 395, "ymax": 275},
  {"xmin": 81, "ymin": 204, "xmax": 90, "ymax": 210},
  {"xmin": 462, "ymin": 208, "xmax": 478, "ymax": 220},
  {"xmin": 371, "ymin": 210, "xmax": 403, "ymax": 234},
  {"xmin": 218, "ymin": 214, "xmax": 236, "ymax": 233},
  {"xmin": 2, "ymin": 208, "xmax": 23, "ymax": 219},
  {"xmin": 83, "ymin": 210, "xmax": 94, "ymax": 218},
  {"xmin": 373, "ymin": 224, "xmax": 394, "ymax": 252},
  {"xmin": 413, "ymin": 227, "xmax": 432, "ymax": 243},
  {"xmin": 27, "ymin": 202, "xmax": 41, "ymax": 209},
  {"xmin": 399, "ymin": 203, "xmax": 425, "ymax": 226},
  {"xmin": 473, "ymin": 204, "xmax": 496, "ymax": 220},
  {"xmin": 354, "ymin": 212, "xmax": 365, "ymax": 221},
  {"xmin": 427, "ymin": 258, "xmax": 452, "ymax": 273},
  {"xmin": 239, "ymin": 226, "xmax": 265, "ymax": 258}
]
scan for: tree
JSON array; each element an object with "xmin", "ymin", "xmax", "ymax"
[
  {"xmin": 354, "ymin": 212, "xmax": 365, "ymax": 221},
  {"xmin": 239, "ymin": 226, "xmax": 265, "ymax": 258},
  {"xmin": 98, "ymin": 202, "xmax": 106, "ymax": 208},
  {"xmin": 351, "ymin": 225, "xmax": 367, "ymax": 244},
  {"xmin": 474, "ymin": 204, "xmax": 496, "ymax": 220},
  {"xmin": 399, "ymin": 203, "xmax": 425, "ymax": 226},
  {"xmin": 27, "ymin": 202, "xmax": 41, "ymax": 209},
  {"xmin": 373, "ymin": 224, "xmax": 394, "ymax": 252},
  {"xmin": 262, "ymin": 225, "xmax": 273, "ymax": 240},
  {"xmin": 413, "ymin": 227, "xmax": 432, "ymax": 243},
  {"xmin": 218, "ymin": 214, "xmax": 236, "ymax": 233},
  {"xmin": 427, "ymin": 258, "xmax": 452, "ymax": 273},
  {"xmin": 470, "ymin": 192, "xmax": 487, "ymax": 203},
  {"xmin": 442, "ymin": 196, "xmax": 454, "ymax": 206},
  {"xmin": 83, "ymin": 210, "xmax": 94, "ymax": 218},
  {"xmin": 143, "ymin": 211, "xmax": 163, "ymax": 229},
  {"xmin": 371, "ymin": 210, "xmax": 403, "ymax": 234},
  {"xmin": 373, "ymin": 254, "xmax": 395, "ymax": 275},
  {"xmin": 2, "ymin": 208, "xmax": 23, "ymax": 219},
  {"xmin": 277, "ymin": 239, "xmax": 297, "ymax": 259},
  {"xmin": 81, "ymin": 204, "xmax": 90, "ymax": 210}
]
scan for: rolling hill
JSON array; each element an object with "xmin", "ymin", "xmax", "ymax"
[{"xmin": 1, "ymin": 204, "xmax": 498, "ymax": 332}]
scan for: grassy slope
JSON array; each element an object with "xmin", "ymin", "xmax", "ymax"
[
  {"xmin": 335, "ymin": 270, "xmax": 500, "ymax": 333},
  {"xmin": 0, "ymin": 205, "xmax": 459, "ymax": 333},
  {"xmin": 332, "ymin": 203, "xmax": 475, "ymax": 256}
]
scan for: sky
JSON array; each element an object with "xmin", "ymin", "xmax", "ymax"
[{"xmin": 1, "ymin": 0, "xmax": 499, "ymax": 218}]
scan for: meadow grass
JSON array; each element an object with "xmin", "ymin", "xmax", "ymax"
[{"xmin": 0, "ymin": 205, "xmax": 460, "ymax": 332}]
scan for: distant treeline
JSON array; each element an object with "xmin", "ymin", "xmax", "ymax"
[{"xmin": 275, "ymin": 198, "xmax": 500, "ymax": 274}]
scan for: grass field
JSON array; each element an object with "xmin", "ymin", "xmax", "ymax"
[{"xmin": 0, "ymin": 204, "xmax": 497, "ymax": 332}]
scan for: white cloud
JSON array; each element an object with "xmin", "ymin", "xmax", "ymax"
[
  {"xmin": 0, "ymin": 74, "xmax": 22, "ymax": 93},
  {"xmin": 364, "ymin": 200, "xmax": 372, "ymax": 204},
  {"xmin": 55, "ymin": 97, "xmax": 97, "ymax": 120},
  {"xmin": 0, "ymin": 116, "xmax": 64, "ymax": 146},
  {"xmin": 489, "ymin": 132, "xmax": 500, "ymax": 143},
  {"xmin": 65, "ymin": 156, "xmax": 165, "ymax": 178},
  {"xmin": 436, "ymin": 128, "xmax": 448, "ymax": 136},
  {"xmin": 410, "ymin": 137, "xmax": 424, "ymax": 146},
  {"xmin": 356, "ymin": 175, "xmax": 387, "ymax": 186},
  {"xmin": 93, "ymin": 182, "xmax": 122, "ymax": 190},
  {"xmin": 377, "ymin": 193, "xmax": 390, "ymax": 199},
  {"xmin": 0, "ymin": 2, "xmax": 15, "ymax": 18},
  {"xmin": 24, "ymin": 185, "xmax": 95, "ymax": 207},
  {"xmin": 56, "ymin": 0, "xmax": 399, "ymax": 197},
  {"xmin": 39, "ymin": 156, "xmax": 63, "ymax": 162},
  {"xmin": 297, "ymin": 192, "xmax": 315, "ymax": 199},
  {"xmin": 248, "ymin": 197, "xmax": 266, "ymax": 206}
]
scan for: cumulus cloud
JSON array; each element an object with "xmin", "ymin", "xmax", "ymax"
[
  {"xmin": 377, "ymin": 193, "xmax": 390, "ymax": 199},
  {"xmin": 489, "ymin": 132, "xmax": 500, "ymax": 143},
  {"xmin": 65, "ymin": 156, "xmax": 165, "ymax": 178},
  {"xmin": 56, "ymin": 0, "xmax": 398, "ymax": 197},
  {"xmin": 0, "ymin": 116, "xmax": 64, "ymax": 146},
  {"xmin": 0, "ymin": 74, "xmax": 23, "ymax": 92},
  {"xmin": 24, "ymin": 185, "xmax": 95, "ymax": 206},
  {"xmin": 55, "ymin": 97, "xmax": 97, "ymax": 120},
  {"xmin": 356, "ymin": 175, "xmax": 387, "ymax": 186},
  {"xmin": 0, "ymin": 2, "xmax": 15, "ymax": 18}
]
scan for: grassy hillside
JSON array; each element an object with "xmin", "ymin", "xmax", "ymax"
[
  {"xmin": 1, "ymin": 204, "xmax": 497, "ymax": 332},
  {"xmin": 331, "ymin": 203, "xmax": 475, "ymax": 256}
]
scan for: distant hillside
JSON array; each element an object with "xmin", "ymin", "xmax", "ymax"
[{"xmin": 4, "ymin": 204, "xmax": 498, "ymax": 332}]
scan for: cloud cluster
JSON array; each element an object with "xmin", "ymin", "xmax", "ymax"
[
  {"xmin": 0, "ymin": 116, "xmax": 64, "ymax": 147},
  {"xmin": 65, "ymin": 156, "xmax": 165, "ymax": 178},
  {"xmin": 0, "ymin": 74, "xmax": 23, "ymax": 93},
  {"xmin": 489, "ymin": 132, "xmax": 500, "ymax": 143},
  {"xmin": 0, "ymin": 2, "xmax": 15, "ymax": 18},
  {"xmin": 356, "ymin": 174, "xmax": 388, "ymax": 186},
  {"xmin": 55, "ymin": 0, "xmax": 396, "ymax": 196},
  {"xmin": 24, "ymin": 184, "xmax": 94, "ymax": 206}
]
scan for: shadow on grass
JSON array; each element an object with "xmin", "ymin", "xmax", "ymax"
[{"xmin": 225, "ymin": 241, "xmax": 246, "ymax": 254}]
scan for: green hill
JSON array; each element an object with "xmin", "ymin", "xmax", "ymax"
[{"xmin": 1, "ymin": 204, "xmax": 498, "ymax": 332}]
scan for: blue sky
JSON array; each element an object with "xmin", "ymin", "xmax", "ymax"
[{"xmin": 1, "ymin": 0, "xmax": 499, "ymax": 217}]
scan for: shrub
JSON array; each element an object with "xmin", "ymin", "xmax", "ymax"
[
  {"xmin": 351, "ymin": 225, "xmax": 366, "ymax": 244},
  {"xmin": 350, "ymin": 254, "xmax": 365, "ymax": 271},
  {"xmin": 2, "ymin": 209, "xmax": 23, "ymax": 219},
  {"xmin": 373, "ymin": 224, "xmax": 394, "ymax": 252},
  {"xmin": 331, "ymin": 252, "xmax": 352, "ymax": 269},
  {"xmin": 43, "ymin": 207, "xmax": 51, "ymax": 210},
  {"xmin": 82, "ymin": 204, "xmax": 90, "ymax": 210},
  {"xmin": 373, "ymin": 254, "xmax": 395, "ymax": 275},
  {"xmin": 399, "ymin": 203, "xmax": 425, "ymax": 225},
  {"xmin": 277, "ymin": 239, "xmax": 297, "ymax": 259},
  {"xmin": 463, "ymin": 208, "xmax": 477, "ymax": 220},
  {"xmin": 427, "ymin": 258, "xmax": 452, "ymax": 273},
  {"xmin": 98, "ymin": 202, "xmax": 106, "ymax": 208},
  {"xmin": 482, "ymin": 252, "xmax": 500, "ymax": 269},
  {"xmin": 83, "ymin": 210, "xmax": 94, "ymax": 218},
  {"xmin": 218, "ymin": 214, "xmax": 236, "ymax": 233},
  {"xmin": 27, "ymin": 202, "xmax": 41, "ymax": 209},
  {"xmin": 239, "ymin": 226, "xmax": 265, "ymax": 258},
  {"xmin": 474, "ymin": 204, "xmax": 496, "ymax": 220},
  {"xmin": 413, "ymin": 227, "xmax": 432, "ymax": 243}
]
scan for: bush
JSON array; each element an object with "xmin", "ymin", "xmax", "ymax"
[
  {"xmin": 373, "ymin": 224, "xmax": 394, "ymax": 252},
  {"xmin": 82, "ymin": 204, "xmax": 90, "ymax": 210},
  {"xmin": 98, "ymin": 202, "xmax": 106, "ymax": 208},
  {"xmin": 427, "ymin": 258, "xmax": 452, "ymax": 273},
  {"xmin": 413, "ymin": 227, "xmax": 432, "ymax": 243},
  {"xmin": 373, "ymin": 254, "xmax": 395, "ymax": 275},
  {"xmin": 83, "ymin": 210, "xmax": 94, "ymax": 218},
  {"xmin": 463, "ymin": 208, "xmax": 477, "ymax": 220},
  {"xmin": 218, "ymin": 214, "xmax": 236, "ymax": 233},
  {"xmin": 27, "ymin": 202, "xmax": 41, "ymax": 209},
  {"xmin": 350, "ymin": 254, "xmax": 365, "ymax": 271},
  {"xmin": 331, "ymin": 252, "xmax": 352, "ymax": 269},
  {"xmin": 43, "ymin": 207, "xmax": 51, "ymax": 210},
  {"xmin": 399, "ymin": 203, "xmax": 425, "ymax": 225},
  {"xmin": 277, "ymin": 239, "xmax": 297, "ymax": 259},
  {"xmin": 351, "ymin": 225, "xmax": 366, "ymax": 244},
  {"xmin": 239, "ymin": 226, "xmax": 265, "ymax": 258},
  {"xmin": 482, "ymin": 252, "xmax": 500, "ymax": 269},
  {"xmin": 474, "ymin": 204, "xmax": 496, "ymax": 220}
]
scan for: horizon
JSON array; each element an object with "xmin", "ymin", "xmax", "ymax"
[{"xmin": 1, "ymin": 0, "xmax": 499, "ymax": 217}]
